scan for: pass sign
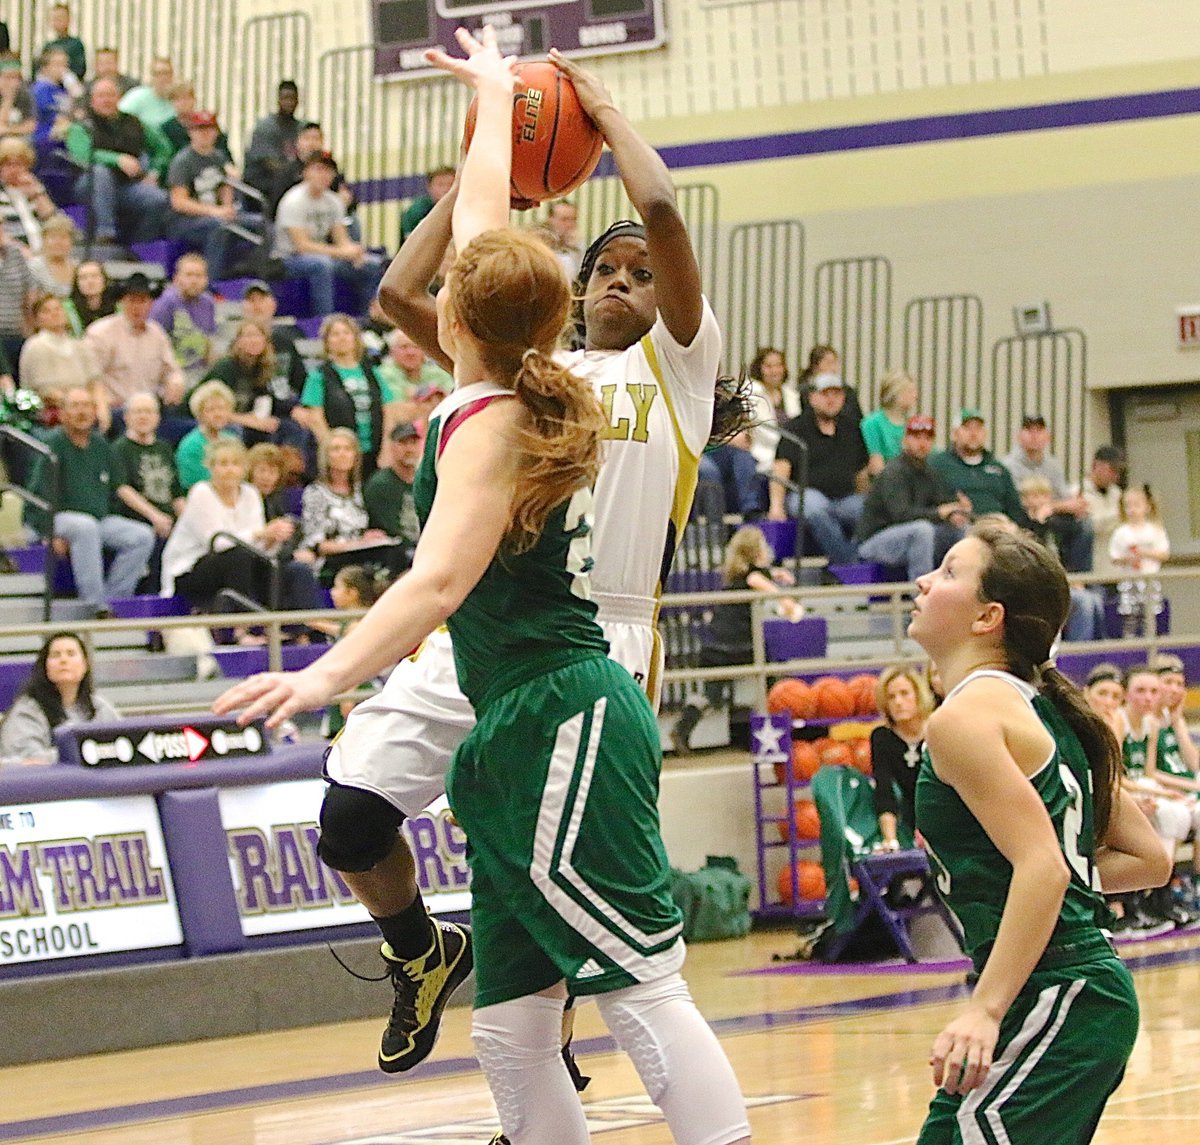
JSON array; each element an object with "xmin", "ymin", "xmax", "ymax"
[{"xmin": 59, "ymin": 719, "xmax": 270, "ymax": 768}]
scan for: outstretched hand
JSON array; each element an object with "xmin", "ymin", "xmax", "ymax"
[
  {"xmin": 212, "ymin": 668, "xmax": 334, "ymax": 730},
  {"xmin": 425, "ymin": 25, "xmax": 518, "ymax": 92},
  {"xmin": 548, "ymin": 49, "xmax": 614, "ymax": 124}
]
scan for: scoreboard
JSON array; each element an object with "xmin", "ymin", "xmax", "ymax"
[{"xmin": 371, "ymin": 0, "xmax": 666, "ymax": 79}]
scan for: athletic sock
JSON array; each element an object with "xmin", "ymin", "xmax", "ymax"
[{"xmin": 374, "ymin": 894, "xmax": 435, "ymax": 960}]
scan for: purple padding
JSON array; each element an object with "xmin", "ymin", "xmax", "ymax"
[
  {"xmin": 129, "ymin": 239, "xmax": 182, "ymax": 274},
  {"xmin": 211, "ymin": 644, "xmax": 328, "ymax": 678},
  {"xmin": 63, "ymin": 204, "xmax": 89, "ymax": 230},
  {"xmin": 158, "ymin": 788, "xmax": 246, "ymax": 956},
  {"xmin": 274, "ymin": 278, "xmax": 311, "ymax": 318},
  {"xmin": 757, "ymin": 518, "xmax": 796, "ymax": 561},
  {"xmin": 295, "ymin": 316, "xmax": 323, "ymax": 338},
  {"xmin": 0, "ymin": 659, "xmax": 32, "ymax": 710},
  {"xmin": 7, "ymin": 544, "xmax": 47, "ymax": 573},
  {"xmin": 763, "ymin": 616, "xmax": 828, "ymax": 662},
  {"xmin": 210, "ymin": 276, "xmax": 256, "ymax": 300},
  {"xmin": 109, "ymin": 594, "xmax": 189, "ymax": 619},
  {"xmin": 828, "ymin": 562, "xmax": 890, "ymax": 585}
]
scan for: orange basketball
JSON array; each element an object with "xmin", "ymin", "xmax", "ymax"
[
  {"xmin": 849, "ymin": 674, "xmax": 880, "ymax": 716},
  {"xmin": 772, "ymin": 739, "xmax": 819, "ymax": 786},
  {"xmin": 778, "ymin": 860, "xmax": 826, "ymax": 903},
  {"xmin": 851, "ymin": 737, "xmax": 873, "ymax": 775},
  {"xmin": 463, "ymin": 62, "xmax": 603, "ymax": 209},
  {"xmin": 819, "ymin": 741, "xmax": 854, "ymax": 770},
  {"xmin": 775, "ymin": 799, "xmax": 820, "ymax": 841},
  {"xmin": 767, "ymin": 678, "xmax": 817, "ymax": 721},
  {"xmin": 813, "ymin": 676, "xmax": 856, "ymax": 720}
]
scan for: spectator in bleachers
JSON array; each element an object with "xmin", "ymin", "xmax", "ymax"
[
  {"xmin": 859, "ymin": 367, "xmax": 918, "ymax": 478},
  {"xmin": 246, "ymin": 442, "xmax": 290, "ymax": 521},
  {"xmin": 698, "ymin": 426, "xmax": 761, "ymax": 518},
  {"xmin": 1111, "ymin": 484, "xmax": 1170, "ymax": 637},
  {"xmin": 159, "ymin": 83, "xmax": 231, "ymax": 170},
  {"xmin": 244, "ymin": 79, "xmax": 301, "ymax": 206},
  {"xmin": 0, "ymin": 136, "xmax": 56, "ymax": 250},
  {"xmin": 374, "ymin": 327, "xmax": 453, "ymax": 408},
  {"xmin": 160, "ymin": 436, "xmax": 320, "ymax": 632},
  {"xmin": 870, "ymin": 665, "xmax": 935, "ymax": 850},
  {"xmin": 294, "ymin": 313, "xmax": 398, "ymax": 477},
  {"xmin": 165, "ymin": 111, "xmax": 255, "ymax": 279},
  {"xmin": 67, "ymin": 77, "xmax": 170, "ymax": 246},
  {"xmin": 769, "ymin": 372, "xmax": 868, "ymax": 564},
  {"xmin": 273, "ymin": 151, "xmax": 383, "ymax": 317},
  {"xmin": 0, "ymin": 54, "xmax": 35, "ymax": 139},
  {"xmin": 18, "ymin": 291, "xmax": 105, "ymax": 425},
  {"xmin": 798, "ymin": 343, "xmax": 863, "ymax": 423},
  {"xmin": 540, "ymin": 200, "xmax": 582, "ymax": 280},
  {"xmin": 111, "ymin": 390, "xmax": 182, "ymax": 590},
  {"xmin": 41, "ymin": 4, "xmax": 85, "ymax": 83},
  {"xmin": 85, "ymin": 271, "xmax": 184, "ymax": 410},
  {"xmin": 928, "ymin": 408, "xmax": 1028, "ymax": 525},
  {"xmin": 1002, "ymin": 412, "xmax": 1093, "ymax": 571},
  {"xmin": 362, "ymin": 421, "xmax": 421, "ymax": 558},
  {"xmin": 27, "ymin": 210, "xmax": 76, "ymax": 295},
  {"xmin": 117, "ymin": 56, "xmax": 175, "ymax": 137},
  {"xmin": 854, "ymin": 415, "xmax": 968, "ymax": 580},
  {"xmin": 150, "ymin": 252, "xmax": 216, "ymax": 384},
  {"xmin": 84, "ymin": 47, "xmax": 136, "ymax": 100},
  {"xmin": 175, "ymin": 378, "xmax": 237, "ymax": 491},
  {"xmin": 268, "ymin": 119, "xmax": 357, "ymax": 230},
  {"xmin": 64, "ymin": 258, "xmax": 115, "ymax": 332},
  {"xmin": 30, "ymin": 386, "xmax": 155, "ymax": 613},
  {"xmin": 0, "ymin": 632, "xmax": 119, "ymax": 766},
  {"xmin": 239, "ymin": 279, "xmax": 307, "ymax": 393},
  {"xmin": 300, "ymin": 426, "xmax": 405, "ymax": 585},
  {"xmin": 200, "ymin": 318, "xmax": 306, "ymax": 451},
  {"xmin": 1075, "ymin": 444, "xmax": 1126, "ymax": 575},
  {"xmin": 0, "ymin": 222, "xmax": 36, "ymax": 371},
  {"xmin": 399, "ymin": 164, "xmax": 454, "ymax": 244},
  {"xmin": 29, "ymin": 47, "xmax": 72, "ymax": 161}
]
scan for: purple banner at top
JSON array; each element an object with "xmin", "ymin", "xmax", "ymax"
[{"xmin": 372, "ymin": 0, "xmax": 666, "ymax": 79}]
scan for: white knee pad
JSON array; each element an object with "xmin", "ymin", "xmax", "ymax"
[
  {"xmin": 472, "ymin": 995, "xmax": 587, "ymax": 1145},
  {"xmin": 1154, "ymin": 798, "xmax": 1192, "ymax": 844},
  {"xmin": 597, "ymin": 973, "xmax": 750, "ymax": 1145}
]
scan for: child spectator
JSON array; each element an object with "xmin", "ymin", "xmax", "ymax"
[
  {"xmin": 670, "ymin": 524, "xmax": 803, "ymax": 754},
  {"xmin": 860, "ymin": 368, "xmax": 917, "ymax": 478},
  {"xmin": 1110, "ymin": 484, "xmax": 1169, "ymax": 636},
  {"xmin": 318, "ymin": 563, "xmax": 390, "ymax": 736}
]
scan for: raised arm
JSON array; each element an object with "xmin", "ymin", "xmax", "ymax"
[{"xmin": 551, "ymin": 50, "xmax": 703, "ymax": 346}]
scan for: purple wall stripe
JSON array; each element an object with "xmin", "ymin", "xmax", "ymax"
[{"xmin": 354, "ymin": 84, "xmax": 1200, "ymax": 204}]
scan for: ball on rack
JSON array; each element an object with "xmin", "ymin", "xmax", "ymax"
[
  {"xmin": 812, "ymin": 675, "xmax": 857, "ymax": 719},
  {"xmin": 767, "ymin": 677, "xmax": 817, "ymax": 721},
  {"xmin": 777, "ymin": 860, "xmax": 826, "ymax": 904},
  {"xmin": 819, "ymin": 740, "xmax": 854, "ymax": 770},
  {"xmin": 463, "ymin": 61, "xmax": 603, "ymax": 209},
  {"xmin": 848, "ymin": 673, "xmax": 880, "ymax": 716},
  {"xmin": 792, "ymin": 800, "xmax": 822, "ymax": 840},
  {"xmin": 772, "ymin": 739, "xmax": 819, "ymax": 785},
  {"xmin": 850, "ymin": 737, "xmax": 873, "ymax": 775}
]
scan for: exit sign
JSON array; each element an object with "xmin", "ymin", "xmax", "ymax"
[{"xmin": 1177, "ymin": 305, "xmax": 1200, "ymax": 348}]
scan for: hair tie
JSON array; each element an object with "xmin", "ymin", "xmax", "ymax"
[{"xmin": 521, "ymin": 348, "xmax": 539, "ymax": 366}]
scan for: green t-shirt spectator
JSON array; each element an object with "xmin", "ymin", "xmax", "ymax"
[
  {"xmin": 111, "ymin": 437, "xmax": 182, "ymax": 518},
  {"xmin": 30, "ymin": 429, "xmax": 114, "ymax": 532},
  {"xmin": 375, "ymin": 357, "xmax": 453, "ymax": 403},
  {"xmin": 174, "ymin": 428, "xmax": 238, "ymax": 492},
  {"xmin": 300, "ymin": 364, "xmax": 395, "ymax": 457},
  {"xmin": 859, "ymin": 410, "xmax": 906, "ymax": 466},
  {"xmin": 363, "ymin": 467, "xmax": 420, "ymax": 544}
]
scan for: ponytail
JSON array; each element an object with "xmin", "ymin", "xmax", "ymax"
[
  {"xmin": 506, "ymin": 348, "xmax": 607, "ymax": 553},
  {"xmin": 709, "ymin": 373, "xmax": 756, "ymax": 449}
]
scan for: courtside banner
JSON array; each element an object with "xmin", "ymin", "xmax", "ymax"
[
  {"xmin": 219, "ymin": 781, "xmax": 471, "ymax": 936},
  {"xmin": 0, "ymin": 796, "xmax": 182, "ymax": 965}
]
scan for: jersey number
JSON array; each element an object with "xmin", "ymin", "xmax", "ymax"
[{"xmin": 1058, "ymin": 763, "xmax": 1098, "ymax": 889}]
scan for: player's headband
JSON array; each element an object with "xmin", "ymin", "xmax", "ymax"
[{"xmin": 576, "ymin": 220, "xmax": 648, "ymax": 290}]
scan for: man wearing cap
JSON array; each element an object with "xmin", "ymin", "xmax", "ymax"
[
  {"xmin": 855, "ymin": 415, "xmax": 970, "ymax": 579},
  {"xmin": 363, "ymin": 422, "xmax": 422, "ymax": 563},
  {"xmin": 85, "ymin": 272, "xmax": 185, "ymax": 411},
  {"xmin": 1002, "ymin": 413, "xmax": 1093, "ymax": 571},
  {"xmin": 66, "ymin": 77, "xmax": 169, "ymax": 245},
  {"xmin": 166, "ymin": 110, "xmax": 260, "ymax": 279},
  {"xmin": 929, "ymin": 408, "xmax": 1029, "ymax": 527},
  {"xmin": 274, "ymin": 150, "xmax": 384, "ymax": 317},
  {"xmin": 1075, "ymin": 445, "xmax": 1126, "ymax": 575},
  {"xmin": 769, "ymin": 371, "xmax": 869, "ymax": 563}
]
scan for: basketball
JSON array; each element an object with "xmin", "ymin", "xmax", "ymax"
[
  {"xmin": 819, "ymin": 741, "xmax": 854, "ymax": 770},
  {"xmin": 812, "ymin": 676, "xmax": 857, "ymax": 720},
  {"xmin": 851, "ymin": 738, "xmax": 873, "ymax": 775},
  {"xmin": 793, "ymin": 800, "xmax": 821, "ymax": 839},
  {"xmin": 463, "ymin": 61, "xmax": 603, "ymax": 209},
  {"xmin": 773, "ymin": 739, "xmax": 819, "ymax": 785},
  {"xmin": 767, "ymin": 677, "xmax": 817, "ymax": 721},
  {"xmin": 778, "ymin": 860, "xmax": 826, "ymax": 903},
  {"xmin": 849, "ymin": 674, "xmax": 880, "ymax": 716}
]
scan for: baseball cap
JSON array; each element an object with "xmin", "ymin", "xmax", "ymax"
[
  {"xmin": 390, "ymin": 422, "xmax": 419, "ymax": 442},
  {"xmin": 811, "ymin": 372, "xmax": 843, "ymax": 393},
  {"xmin": 905, "ymin": 415, "xmax": 936, "ymax": 435},
  {"xmin": 1094, "ymin": 444, "xmax": 1126, "ymax": 468},
  {"xmin": 956, "ymin": 407, "xmax": 985, "ymax": 426},
  {"xmin": 1021, "ymin": 412, "xmax": 1047, "ymax": 428},
  {"xmin": 242, "ymin": 280, "xmax": 273, "ymax": 298},
  {"xmin": 187, "ymin": 110, "xmax": 219, "ymax": 130},
  {"xmin": 414, "ymin": 381, "xmax": 448, "ymax": 401},
  {"xmin": 119, "ymin": 271, "xmax": 157, "ymax": 298}
]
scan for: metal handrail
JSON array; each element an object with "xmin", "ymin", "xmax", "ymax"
[
  {"xmin": 209, "ymin": 531, "xmax": 282, "ymax": 611},
  {"xmin": 0, "ymin": 426, "xmax": 58, "ymax": 622}
]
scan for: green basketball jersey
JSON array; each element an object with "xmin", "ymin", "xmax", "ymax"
[
  {"xmin": 413, "ymin": 383, "xmax": 608, "ymax": 712},
  {"xmin": 915, "ymin": 671, "xmax": 1107, "ymax": 970},
  {"xmin": 1156, "ymin": 724, "xmax": 1195, "ymax": 780},
  {"xmin": 1122, "ymin": 728, "xmax": 1149, "ymax": 781}
]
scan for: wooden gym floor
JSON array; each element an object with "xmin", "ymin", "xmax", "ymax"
[{"xmin": 2, "ymin": 926, "xmax": 1198, "ymax": 1144}]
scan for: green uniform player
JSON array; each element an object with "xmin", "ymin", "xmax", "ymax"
[
  {"xmin": 415, "ymin": 384, "xmax": 685, "ymax": 1007},
  {"xmin": 917, "ymin": 673, "xmax": 1139, "ymax": 1145}
]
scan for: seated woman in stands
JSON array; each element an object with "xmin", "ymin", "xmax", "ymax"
[
  {"xmin": 174, "ymin": 379, "xmax": 238, "ymax": 491},
  {"xmin": 298, "ymin": 426, "xmax": 408, "ymax": 585},
  {"xmin": 293, "ymin": 314, "xmax": 400, "ymax": 480},
  {"xmin": 161, "ymin": 437, "xmax": 320, "ymax": 642},
  {"xmin": 27, "ymin": 212, "xmax": 77, "ymax": 298},
  {"xmin": 64, "ymin": 260, "xmax": 117, "ymax": 334},
  {"xmin": 18, "ymin": 291, "xmax": 106, "ymax": 427},
  {"xmin": 0, "ymin": 135, "xmax": 56, "ymax": 253},
  {"xmin": 0, "ymin": 632, "xmax": 119, "ymax": 766},
  {"xmin": 871, "ymin": 664, "xmax": 935, "ymax": 850},
  {"xmin": 860, "ymin": 368, "xmax": 918, "ymax": 479}
]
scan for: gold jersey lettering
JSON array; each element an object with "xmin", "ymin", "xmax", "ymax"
[{"xmin": 599, "ymin": 383, "xmax": 658, "ymax": 441}]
